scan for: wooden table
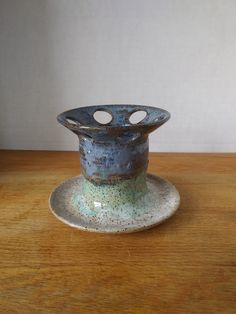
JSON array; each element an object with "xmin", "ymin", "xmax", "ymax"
[{"xmin": 0, "ymin": 151, "xmax": 235, "ymax": 313}]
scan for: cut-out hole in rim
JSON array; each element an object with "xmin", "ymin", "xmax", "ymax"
[
  {"xmin": 129, "ymin": 110, "xmax": 147, "ymax": 124},
  {"xmin": 93, "ymin": 110, "xmax": 113, "ymax": 125},
  {"xmin": 66, "ymin": 118, "xmax": 79, "ymax": 125}
]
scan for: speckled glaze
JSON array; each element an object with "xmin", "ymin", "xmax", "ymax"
[
  {"xmin": 50, "ymin": 104, "xmax": 180, "ymax": 233},
  {"xmin": 50, "ymin": 174, "xmax": 180, "ymax": 233}
]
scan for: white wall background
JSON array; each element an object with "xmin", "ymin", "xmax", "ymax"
[{"xmin": 0, "ymin": 0, "xmax": 235, "ymax": 152}]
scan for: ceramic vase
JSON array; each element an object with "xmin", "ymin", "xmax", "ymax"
[{"xmin": 49, "ymin": 105, "xmax": 180, "ymax": 233}]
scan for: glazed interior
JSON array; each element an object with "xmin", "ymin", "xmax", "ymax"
[{"xmin": 57, "ymin": 104, "xmax": 170, "ymax": 132}]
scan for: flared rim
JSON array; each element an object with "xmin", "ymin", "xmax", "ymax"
[{"xmin": 57, "ymin": 104, "xmax": 170, "ymax": 133}]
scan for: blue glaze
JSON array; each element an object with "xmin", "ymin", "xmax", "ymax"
[
  {"xmin": 79, "ymin": 135, "xmax": 148, "ymax": 183},
  {"xmin": 57, "ymin": 104, "xmax": 170, "ymax": 184}
]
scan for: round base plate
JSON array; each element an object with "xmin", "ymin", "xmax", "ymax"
[{"xmin": 49, "ymin": 174, "xmax": 180, "ymax": 233}]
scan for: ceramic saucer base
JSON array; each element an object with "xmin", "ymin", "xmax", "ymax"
[{"xmin": 49, "ymin": 174, "xmax": 180, "ymax": 233}]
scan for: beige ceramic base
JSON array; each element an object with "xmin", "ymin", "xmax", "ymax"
[{"xmin": 49, "ymin": 174, "xmax": 180, "ymax": 233}]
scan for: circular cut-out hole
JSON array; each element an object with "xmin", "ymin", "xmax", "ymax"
[
  {"xmin": 93, "ymin": 110, "xmax": 112, "ymax": 125},
  {"xmin": 129, "ymin": 110, "xmax": 147, "ymax": 124},
  {"xmin": 66, "ymin": 118, "xmax": 78, "ymax": 125}
]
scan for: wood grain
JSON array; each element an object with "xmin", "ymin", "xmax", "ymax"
[{"xmin": 0, "ymin": 151, "xmax": 235, "ymax": 314}]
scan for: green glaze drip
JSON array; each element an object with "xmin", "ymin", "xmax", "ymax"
[{"xmin": 72, "ymin": 172, "xmax": 148, "ymax": 217}]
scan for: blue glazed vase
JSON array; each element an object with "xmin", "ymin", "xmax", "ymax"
[
  {"xmin": 51, "ymin": 104, "xmax": 179, "ymax": 233},
  {"xmin": 57, "ymin": 104, "xmax": 170, "ymax": 183}
]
